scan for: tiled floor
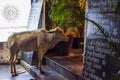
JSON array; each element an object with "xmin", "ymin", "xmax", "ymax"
[{"xmin": 0, "ymin": 65, "xmax": 35, "ymax": 80}]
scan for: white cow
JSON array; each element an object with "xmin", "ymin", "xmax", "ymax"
[{"xmin": 7, "ymin": 27, "xmax": 68, "ymax": 76}]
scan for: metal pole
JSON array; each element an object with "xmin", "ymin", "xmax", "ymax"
[{"xmin": 43, "ymin": 0, "xmax": 46, "ymax": 29}]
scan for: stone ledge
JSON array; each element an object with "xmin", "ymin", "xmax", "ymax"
[
  {"xmin": 44, "ymin": 56, "xmax": 82, "ymax": 80},
  {"xmin": 21, "ymin": 60, "xmax": 68, "ymax": 80}
]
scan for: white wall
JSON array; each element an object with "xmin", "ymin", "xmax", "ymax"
[{"xmin": 0, "ymin": 0, "xmax": 31, "ymax": 42}]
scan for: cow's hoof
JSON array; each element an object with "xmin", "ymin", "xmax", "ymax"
[
  {"xmin": 11, "ymin": 73, "xmax": 15, "ymax": 77},
  {"xmin": 11, "ymin": 71, "xmax": 13, "ymax": 73},
  {"xmin": 12, "ymin": 73, "xmax": 18, "ymax": 77},
  {"xmin": 14, "ymin": 73, "xmax": 18, "ymax": 76},
  {"xmin": 40, "ymin": 71, "xmax": 44, "ymax": 74}
]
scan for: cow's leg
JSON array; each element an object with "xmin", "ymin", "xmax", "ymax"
[
  {"xmin": 10, "ymin": 50, "xmax": 14, "ymax": 75},
  {"xmin": 10, "ymin": 55, "xmax": 14, "ymax": 75},
  {"xmin": 13, "ymin": 53, "xmax": 18, "ymax": 76},
  {"xmin": 11, "ymin": 54, "xmax": 17, "ymax": 76},
  {"xmin": 38, "ymin": 50, "xmax": 44, "ymax": 73},
  {"xmin": 40, "ymin": 54, "xmax": 44, "ymax": 73}
]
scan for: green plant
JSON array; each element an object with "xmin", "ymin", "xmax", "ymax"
[{"xmin": 48, "ymin": 0, "xmax": 85, "ymax": 38}]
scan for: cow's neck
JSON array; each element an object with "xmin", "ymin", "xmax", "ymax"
[{"xmin": 48, "ymin": 37, "xmax": 58, "ymax": 49}]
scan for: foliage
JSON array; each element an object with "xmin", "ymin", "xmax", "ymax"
[{"xmin": 48, "ymin": 0, "xmax": 85, "ymax": 37}]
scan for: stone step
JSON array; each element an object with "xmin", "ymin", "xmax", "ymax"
[
  {"xmin": 0, "ymin": 65, "xmax": 35, "ymax": 80},
  {"xmin": 44, "ymin": 55, "xmax": 82, "ymax": 80},
  {"xmin": 21, "ymin": 60, "xmax": 68, "ymax": 80}
]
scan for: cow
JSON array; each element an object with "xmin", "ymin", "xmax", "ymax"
[{"xmin": 7, "ymin": 27, "xmax": 68, "ymax": 76}]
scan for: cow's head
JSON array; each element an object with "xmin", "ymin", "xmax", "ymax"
[{"xmin": 48, "ymin": 27, "xmax": 68, "ymax": 42}]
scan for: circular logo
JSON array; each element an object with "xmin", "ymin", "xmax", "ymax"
[{"xmin": 3, "ymin": 6, "xmax": 18, "ymax": 20}]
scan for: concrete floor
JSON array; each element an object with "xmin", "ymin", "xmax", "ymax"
[{"xmin": 0, "ymin": 65, "xmax": 35, "ymax": 80}]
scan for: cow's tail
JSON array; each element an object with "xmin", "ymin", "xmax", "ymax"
[
  {"xmin": 6, "ymin": 34, "xmax": 14, "ymax": 64},
  {"xmin": 9, "ymin": 55, "xmax": 12, "ymax": 64},
  {"xmin": 5, "ymin": 42, "xmax": 11, "ymax": 63}
]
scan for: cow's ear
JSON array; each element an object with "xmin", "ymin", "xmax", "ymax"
[
  {"xmin": 48, "ymin": 28, "xmax": 56, "ymax": 33},
  {"xmin": 56, "ymin": 27, "xmax": 64, "ymax": 33}
]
